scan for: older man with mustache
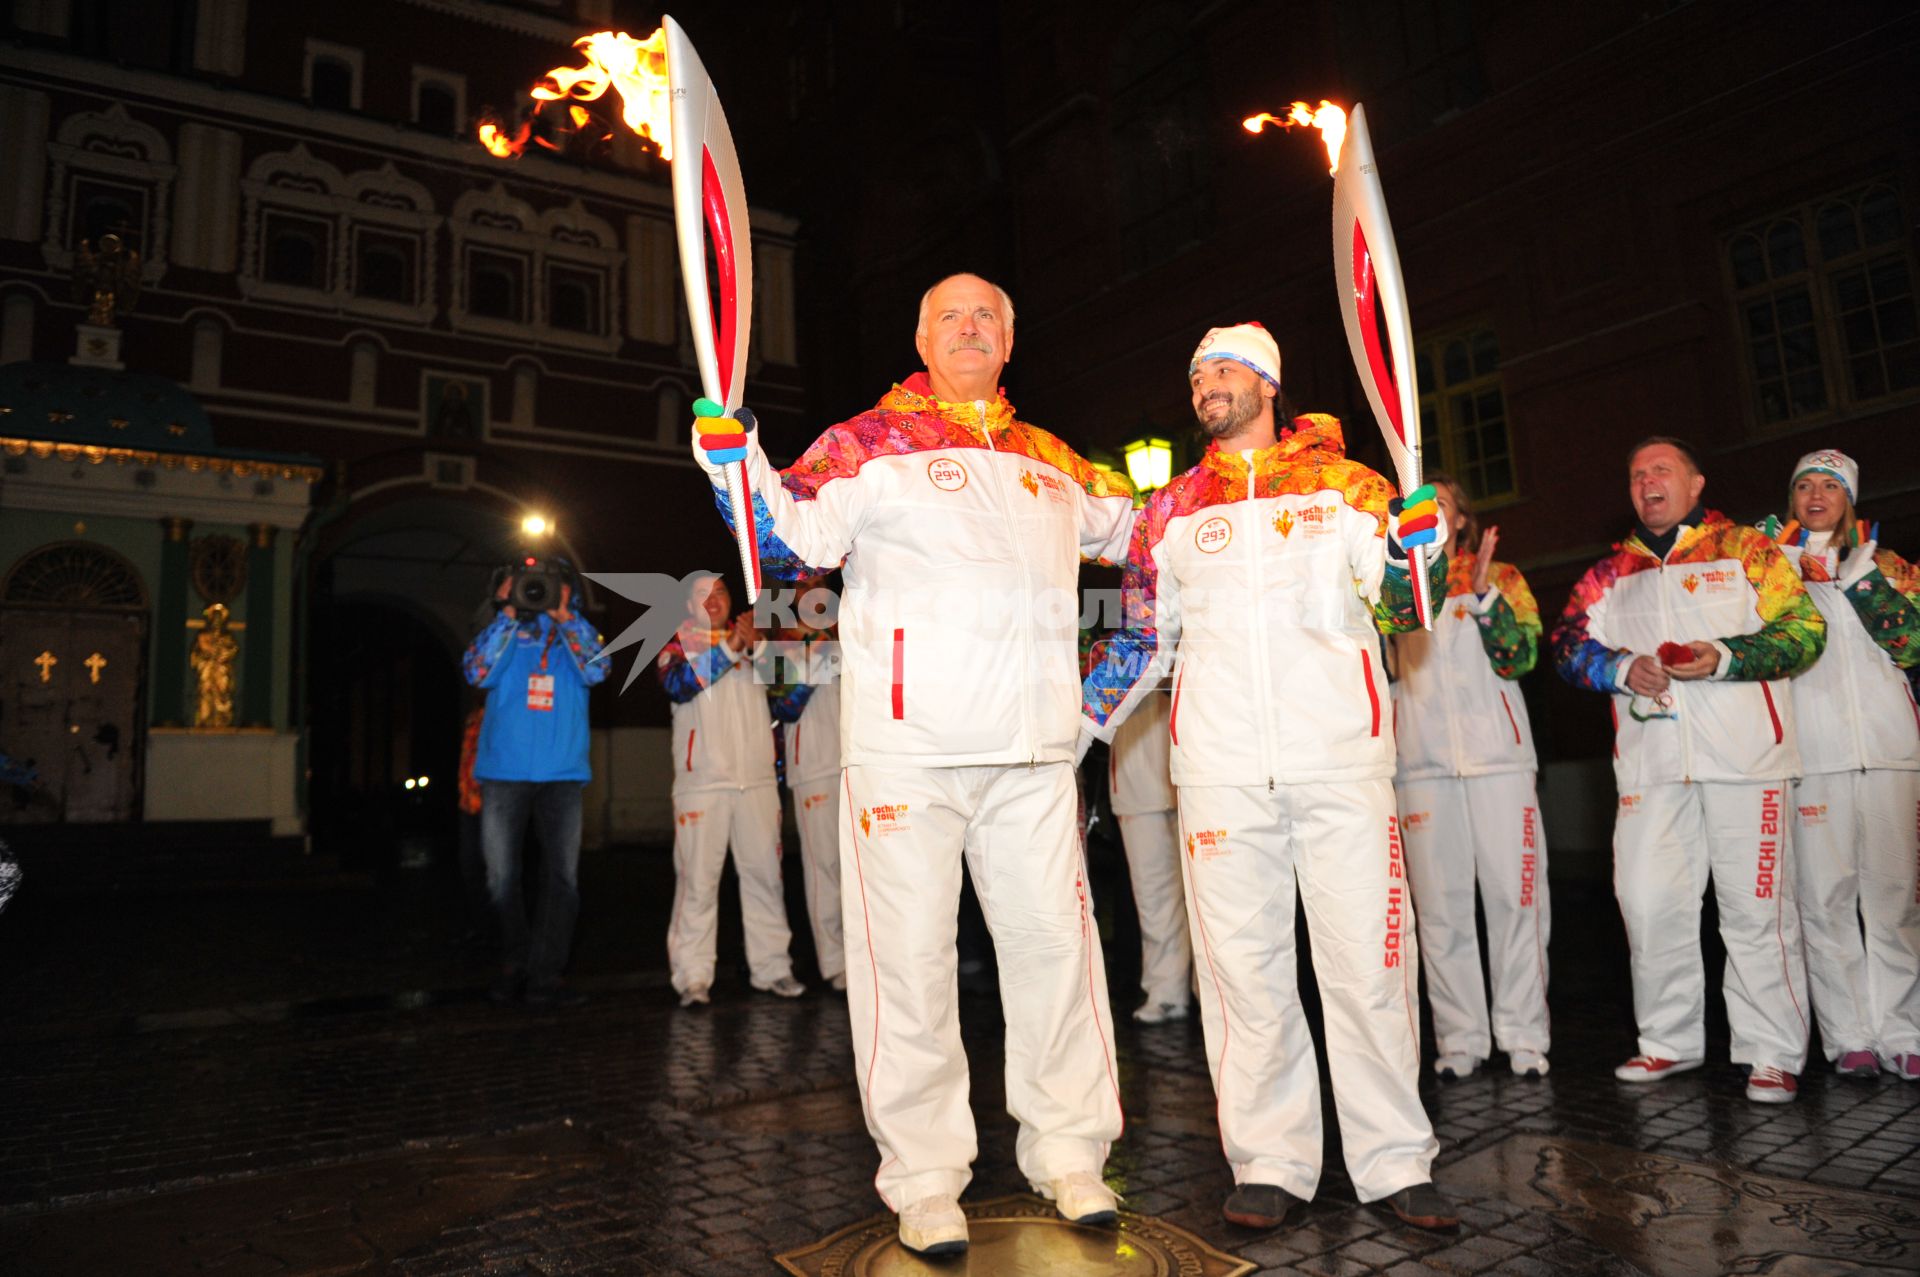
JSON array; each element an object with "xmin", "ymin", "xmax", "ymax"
[{"xmin": 691, "ymin": 273, "xmax": 1136, "ymax": 1257}]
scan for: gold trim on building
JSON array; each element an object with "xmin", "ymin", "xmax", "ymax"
[{"xmin": 0, "ymin": 436, "xmax": 324, "ymax": 483}]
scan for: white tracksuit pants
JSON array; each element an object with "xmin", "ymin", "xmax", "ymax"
[
  {"xmin": 1178, "ymin": 778, "xmax": 1438, "ymax": 1204},
  {"xmin": 1119, "ymin": 809, "xmax": 1192, "ymax": 1008},
  {"xmin": 1794, "ymin": 768, "xmax": 1920, "ymax": 1060},
  {"xmin": 1613, "ymin": 780, "xmax": 1810, "ymax": 1071},
  {"xmin": 667, "ymin": 784, "xmax": 794, "ymax": 993},
  {"xmin": 1397, "ymin": 772, "xmax": 1551, "ymax": 1061},
  {"xmin": 791, "ymin": 776, "xmax": 846, "ymax": 983},
  {"xmin": 841, "ymin": 761, "xmax": 1122, "ymax": 1208}
]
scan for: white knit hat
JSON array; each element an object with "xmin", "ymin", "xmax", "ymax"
[
  {"xmin": 1792, "ymin": 449, "xmax": 1858, "ymax": 503},
  {"xmin": 1190, "ymin": 322, "xmax": 1281, "ymax": 389}
]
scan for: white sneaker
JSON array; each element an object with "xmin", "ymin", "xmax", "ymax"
[
  {"xmin": 755, "ymin": 975, "xmax": 805, "ymax": 998},
  {"xmin": 1614, "ymin": 1054, "xmax": 1704, "ymax": 1082},
  {"xmin": 898, "ymin": 1194, "xmax": 967, "ymax": 1256},
  {"xmin": 1133, "ymin": 999, "xmax": 1187, "ymax": 1024},
  {"xmin": 1509, "ymin": 1050, "xmax": 1550, "ymax": 1077},
  {"xmin": 678, "ymin": 984, "xmax": 710, "ymax": 1008},
  {"xmin": 1433, "ymin": 1054, "xmax": 1481, "ymax": 1079},
  {"xmin": 829, "ymin": 971, "xmax": 848, "ymax": 992},
  {"xmin": 1040, "ymin": 1170, "xmax": 1118, "ymax": 1225}
]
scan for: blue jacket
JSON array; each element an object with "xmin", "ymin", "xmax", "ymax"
[{"xmin": 463, "ymin": 611, "xmax": 609, "ymax": 782}]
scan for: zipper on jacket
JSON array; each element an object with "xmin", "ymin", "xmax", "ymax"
[
  {"xmin": 1498, "ymin": 689, "xmax": 1522, "ymax": 746},
  {"xmin": 978, "ymin": 401, "xmax": 1038, "ymax": 764},
  {"xmin": 685, "ymin": 728, "xmax": 696, "ymax": 772},
  {"xmin": 1361, "ymin": 649, "xmax": 1382, "ymax": 738},
  {"xmin": 1240, "ymin": 450, "xmax": 1280, "ymax": 790},
  {"xmin": 1654, "ymin": 550, "xmax": 1695, "ymax": 783},
  {"xmin": 1828, "ymin": 567, "xmax": 1869, "ymax": 769},
  {"xmin": 891, "ymin": 628, "xmax": 905, "ymax": 720}
]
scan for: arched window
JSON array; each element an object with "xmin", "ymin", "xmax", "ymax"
[
  {"xmin": 469, "ymin": 252, "xmax": 524, "ymax": 321},
  {"xmin": 263, "ymin": 214, "xmax": 329, "ymax": 289},
  {"xmin": 417, "ymin": 82, "xmax": 458, "ymax": 135},
  {"xmin": 311, "ymin": 56, "xmax": 356, "ymax": 111},
  {"xmin": 355, "ymin": 234, "xmax": 415, "ymax": 303},
  {"xmin": 4, "ymin": 542, "xmax": 148, "ymax": 611}
]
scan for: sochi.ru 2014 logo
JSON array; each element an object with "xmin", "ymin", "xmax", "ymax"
[
  {"xmin": 1195, "ymin": 517, "xmax": 1232, "ymax": 553},
  {"xmin": 1019, "ymin": 469, "xmax": 1039, "ymax": 497},
  {"xmin": 1682, "ymin": 574, "xmax": 1700, "ymax": 594},
  {"xmin": 1273, "ymin": 510, "xmax": 1295, "ymax": 538},
  {"xmin": 927, "ymin": 457, "xmax": 968, "ymax": 491},
  {"xmin": 859, "ymin": 804, "xmax": 911, "ymax": 837}
]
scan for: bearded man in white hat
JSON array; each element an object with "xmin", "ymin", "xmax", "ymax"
[{"xmin": 1080, "ymin": 322, "xmax": 1458, "ymax": 1231}]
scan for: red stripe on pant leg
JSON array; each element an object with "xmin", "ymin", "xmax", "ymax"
[
  {"xmin": 844, "ymin": 771, "xmax": 895, "ymax": 1209},
  {"xmin": 1078, "ymin": 867, "xmax": 1125, "ymax": 1139}
]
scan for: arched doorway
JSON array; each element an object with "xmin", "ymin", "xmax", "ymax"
[
  {"xmin": 1, "ymin": 542, "xmax": 149, "ymax": 822},
  {"xmin": 305, "ymin": 492, "xmax": 575, "ymax": 862}
]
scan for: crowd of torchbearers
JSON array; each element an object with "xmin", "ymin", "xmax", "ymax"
[{"xmin": 458, "ymin": 271, "xmax": 1920, "ymax": 1257}]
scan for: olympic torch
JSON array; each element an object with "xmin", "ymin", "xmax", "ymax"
[
  {"xmin": 663, "ymin": 16, "xmax": 762, "ymax": 604},
  {"xmin": 1247, "ymin": 101, "xmax": 1435, "ymax": 628},
  {"xmin": 477, "ymin": 19, "xmax": 762, "ymax": 603}
]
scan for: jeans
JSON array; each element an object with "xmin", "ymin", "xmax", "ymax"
[{"xmin": 480, "ymin": 780, "xmax": 584, "ymax": 987}]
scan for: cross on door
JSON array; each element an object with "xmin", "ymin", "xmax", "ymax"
[
  {"xmin": 34, "ymin": 650, "xmax": 57, "ymax": 682},
  {"xmin": 85, "ymin": 652, "xmax": 107, "ymax": 684}
]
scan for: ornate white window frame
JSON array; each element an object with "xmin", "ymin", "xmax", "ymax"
[
  {"xmin": 449, "ymin": 184, "xmax": 624, "ymax": 354},
  {"xmin": 304, "ymin": 39, "xmax": 365, "ymax": 111},
  {"xmin": 41, "ymin": 104, "xmax": 175, "ymax": 284},
  {"xmin": 238, "ymin": 149, "xmax": 441, "ymax": 322}
]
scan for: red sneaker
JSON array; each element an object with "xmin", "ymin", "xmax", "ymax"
[
  {"xmin": 1834, "ymin": 1049, "xmax": 1880, "ymax": 1078},
  {"xmin": 1613, "ymin": 1055, "xmax": 1704, "ymax": 1083},
  {"xmin": 1745, "ymin": 1065, "xmax": 1798, "ymax": 1103}
]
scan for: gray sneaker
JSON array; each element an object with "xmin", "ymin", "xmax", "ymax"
[
  {"xmin": 678, "ymin": 984, "xmax": 710, "ymax": 1008},
  {"xmin": 756, "ymin": 975, "xmax": 805, "ymax": 998}
]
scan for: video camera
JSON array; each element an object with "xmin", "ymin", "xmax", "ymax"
[{"xmin": 493, "ymin": 556, "xmax": 575, "ymax": 616}]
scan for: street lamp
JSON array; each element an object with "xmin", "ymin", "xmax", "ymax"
[{"xmin": 1124, "ymin": 437, "xmax": 1173, "ymax": 493}]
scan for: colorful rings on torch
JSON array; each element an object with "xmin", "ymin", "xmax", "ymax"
[
  {"xmin": 693, "ymin": 396, "xmax": 747, "ymax": 465},
  {"xmin": 1394, "ymin": 483, "xmax": 1440, "ymax": 549}
]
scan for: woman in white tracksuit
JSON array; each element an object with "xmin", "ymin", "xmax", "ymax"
[
  {"xmin": 1389, "ymin": 475, "xmax": 1551, "ymax": 1080},
  {"xmin": 1774, "ymin": 449, "xmax": 1920, "ymax": 1081},
  {"xmin": 1106, "ymin": 686, "xmax": 1189, "ymax": 1022}
]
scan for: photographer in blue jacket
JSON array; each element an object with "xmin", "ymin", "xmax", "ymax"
[{"xmin": 463, "ymin": 557, "xmax": 609, "ymax": 1007}]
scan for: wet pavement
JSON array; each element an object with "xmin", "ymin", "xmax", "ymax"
[{"xmin": 0, "ymin": 843, "xmax": 1916, "ymax": 1275}]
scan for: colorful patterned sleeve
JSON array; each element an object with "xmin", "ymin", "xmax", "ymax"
[
  {"xmin": 1082, "ymin": 489, "xmax": 1177, "ymax": 734},
  {"xmin": 1840, "ymin": 547, "xmax": 1920, "ymax": 669},
  {"xmin": 1552, "ymin": 561, "xmax": 1628, "ymax": 694},
  {"xmin": 1721, "ymin": 530, "xmax": 1826, "ymax": 681},
  {"xmin": 655, "ymin": 633, "xmax": 741, "ymax": 705},
  {"xmin": 557, "ymin": 615, "xmax": 611, "ymax": 687},
  {"xmin": 712, "ymin": 419, "xmax": 877, "ymax": 582},
  {"xmin": 1374, "ymin": 551, "xmax": 1450, "ymax": 635},
  {"xmin": 1475, "ymin": 561, "xmax": 1540, "ymax": 680},
  {"xmin": 462, "ymin": 612, "xmax": 516, "ymax": 689},
  {"xmin": 767, "ymin": 681, "xmax": 814, "ymax": 724}
]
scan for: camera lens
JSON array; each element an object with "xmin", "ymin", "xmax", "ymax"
[{"xmin": 521, "ymin": 578, "xmax": 550, "ymax": 606}]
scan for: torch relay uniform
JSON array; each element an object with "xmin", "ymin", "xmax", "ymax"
[
  {"xmin": 1778, "ymin": 530, "xmax": 1920, "ymax": 1068},
  {"xmin": 463, "ymin": 610, "xmax": 609, "ymax": 990},
  {"xmin": 1106, "ymin": 687, "xmax": 1189, "ymax": 1015},
  {"xmin": 1551, "ymin": 508, "xmax": 1823, "ymax": 1077},
  {"xmin": 1389, "ymin": 552, "xmax": 1551, "ymax": 1068},
  {"xmin": 771, "ymin": 629, "xmax": 846, "ymax": 987},
  {"xmin": 657, "ymin": 625, "xmax": 797, "ymax": 996},
  {"xmin": 711, "ymin": 372, "xmax": 1136, "ymax": 1208},
  {"xmin": 1082, "ymin": 414, "xmax": 1448, "ymax": 1205}
]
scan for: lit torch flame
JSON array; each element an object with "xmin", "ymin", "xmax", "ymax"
[
  {"xmin": 478, "ymin": 28, "xmax": 672, "ymax": 161},
  {"xmin": 1243, "ymin": 100, "xmax": 1348, "ymax": 174}
]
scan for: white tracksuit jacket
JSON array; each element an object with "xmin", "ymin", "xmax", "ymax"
[
  {"xmin": 658, "ymin": 627, "xmax": 793, "ymax": 992},
  {"xmin": 1081, "ymin": 417, "xmax": 1446, "ymax": 1203},
  {"xmin": 1389, "ymin": 554, "xmax": 1551, "ymax": 1063},
  {"xmin": 711, "ymin": 373, "xmax": 1136, "ymax": 1208},
  {"xmin": 1552, "ymin": 510, "xmax": 1825, "ymax": 1070},
  {"xmin": 1784, "ymin": 535, "xmax": 1920, "ymax": 1061}
]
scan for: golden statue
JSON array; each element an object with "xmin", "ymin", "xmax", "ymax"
[
  {"xmin": 73, "ymin": 232, "xmax": 142, "ymax": 328},
  {"xmin": 190, "ymin": 603, "xmax": 239, "ymax": 728}
]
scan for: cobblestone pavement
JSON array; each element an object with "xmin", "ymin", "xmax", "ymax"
[{"xmin": 1, "ymin": 847, "xmax": 1916, "ymax": 1275}]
